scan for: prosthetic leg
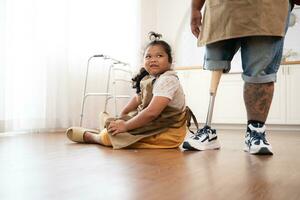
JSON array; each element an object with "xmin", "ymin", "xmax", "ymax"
[
  {"xmin": 183, "ymin": 70, "xmax": 223, "ymax": 150},
  {"xmin": 204, "ymin": 70, "xmax": 223, "ymax": 129}
]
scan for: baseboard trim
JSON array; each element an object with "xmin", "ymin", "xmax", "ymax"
[
  {"xmin": 0, "ymin": 128, "xmax": 66, "ymax": 136},
  {"xmin": 1, "ymin": 124, "xmax": 299, "ymax": 136}
]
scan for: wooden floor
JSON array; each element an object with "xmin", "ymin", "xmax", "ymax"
[{"xmin": 0, "ymin": 130, "xmax": 300, "ymax": 200}]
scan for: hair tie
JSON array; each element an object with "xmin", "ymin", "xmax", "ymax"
[{"xmin": 148, "ymin": 31, "xmax": 162, "ymax": 42}]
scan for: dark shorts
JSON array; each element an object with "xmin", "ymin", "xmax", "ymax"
[{"xmin": 203, "ymin": 3, "xmax": 291, "ymax": 83}]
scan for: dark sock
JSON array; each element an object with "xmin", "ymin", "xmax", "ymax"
[{"xmin": 247, "ymin": 120, "xmax": 265, "ymax": 127}]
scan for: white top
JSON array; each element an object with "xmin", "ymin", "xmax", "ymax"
[{"xmin": 152, "ymin": 71, "xmax": 185, "ymax": 110}]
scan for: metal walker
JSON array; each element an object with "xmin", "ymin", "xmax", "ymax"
[{"xmin": 79, "ymin": 54, "xmax": 132, "ymax": 126}]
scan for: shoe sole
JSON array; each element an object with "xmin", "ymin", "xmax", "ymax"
[
  {"xmin": 244, "ymin": 147, "xmax": 273, "ymax": 155},
  {"xmin": 182, "ymin": 140, "xmax": 221, "ymax": 151},
  {"xmin": 182, "ymin": 142, "xmax": 199, "ymax": 150}
]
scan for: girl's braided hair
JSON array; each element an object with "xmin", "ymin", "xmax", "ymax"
[{"xmin": 132, "ymin": 31, "xmax": 173, "ymax": 94}]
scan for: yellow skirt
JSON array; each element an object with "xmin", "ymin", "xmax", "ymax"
[{"xmin": 100, "ymin": 125, "xmax": 187, "ymax": 149}]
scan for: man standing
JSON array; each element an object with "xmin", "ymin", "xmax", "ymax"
[{"xmin": 183, "ymin": 0, "xmax": 292, "ymax": 155}]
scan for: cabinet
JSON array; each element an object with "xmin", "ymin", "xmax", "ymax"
[
  {"xmin": 178, "ymin": 70, "xmax": 247, "ymax": 124},
  {"xmin": 268, "ymin": 65, "xmax": 300, "ymax": 124},
  {"xmin": 178, "ymin": 70, "xmax": 210, "ymax": 123},
  {"xmin": 177, "ymin": 64, "xmax": 300, "ymax": 125},
  {"xmin": 285, "ymin": 65, "xmax": 300, "ymax": 124}
]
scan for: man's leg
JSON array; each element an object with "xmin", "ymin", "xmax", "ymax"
[
  {"xmin": 242, "ymin": 3, "xmax": 290, "ymax": 154},
  {"xmin": 243, "ymin": 82, "xmax": 274, "ymax": 154},
  {"xmin": 244, "ymin": 82, "xmax": 274, "ymax": 122},
  {"xmin": 241, "ymin": 34, "xmax": 284, "ymax": 155}
]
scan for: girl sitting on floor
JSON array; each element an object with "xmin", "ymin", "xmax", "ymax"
[{"xmin": 66, "ymin": 32, "xmax": 193, "ymax": 149}]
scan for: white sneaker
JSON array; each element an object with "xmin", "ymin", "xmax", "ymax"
[
  {"xmin": 182, "ymin": 126, "xmax": 221, "ymax": 151},
  {"xmin": 244, "ymin": 123, "xmax": 273, "ymax": 155}
]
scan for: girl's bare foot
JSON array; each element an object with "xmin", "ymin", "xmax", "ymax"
[{"xmin": 83, "ymin": 132, "xmax": 101, "ymax": 144}]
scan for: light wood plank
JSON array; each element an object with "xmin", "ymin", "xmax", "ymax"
[{"xmin": 0, "ymin": 130, "xmax": 300, "ymax": 200}]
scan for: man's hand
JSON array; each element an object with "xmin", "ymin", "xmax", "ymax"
[
  {"xmin": 108, "ymin": 120, "xmax": 127, "ymax": 136},
  {"xmin": 191, "ymin": 9, "xmax": 202, "ymax": 38}
]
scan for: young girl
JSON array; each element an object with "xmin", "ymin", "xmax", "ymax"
[{"xmin": 66, "ymin": 32, "xmax": 192, "ymax": 149}]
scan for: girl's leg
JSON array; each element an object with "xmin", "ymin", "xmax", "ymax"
[
  {"xmin": 83, "ymin": 131, "xmax": 102, "ymax": 144},
  {"xmin": 83, "ymin": 129, "xmax": 113, "ymax": 146},
  {"xmin": 128, "ymin": 125, "xmax": 187, "ymax": 149}
]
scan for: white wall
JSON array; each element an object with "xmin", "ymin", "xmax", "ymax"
[
  {"xmin": 156, "ymin": 0, "xmax": 189, "ymax": 48},
  {"xmin": 140, "ymin": 0, "xmax": 157, "ymax": 42},
  {"xmin": 156, "ymin": 0, "xmax": 207, "ymax": 68},
  {"xmin": 140, "ymin": 0, "xmax": 197, "ymax": 67},
  {"xmin": 141, "ymin": 0, "xmax": 187, "ymax": 46}
]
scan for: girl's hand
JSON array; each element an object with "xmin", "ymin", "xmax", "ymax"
[{"xmin": 108, "ymin": 120, "xmax": 127, "ymax": 135}]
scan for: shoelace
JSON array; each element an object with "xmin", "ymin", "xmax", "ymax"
[
  {"xmin": 191, "ymin": 126, "xmax": 215, "ymax": 138},
  {"xmin": 249, "ymin": 131, "xmax": 268, "ymax": 145}
]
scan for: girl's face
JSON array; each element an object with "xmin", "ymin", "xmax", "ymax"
[{"xmin": 143, "ymin": 44, "xmax": 171, "ymax": 76}]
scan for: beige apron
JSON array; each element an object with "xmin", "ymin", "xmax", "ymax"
[
  {"xmin": 105, "ymin": 72, "xmax": 188, "ymax": 149},
  {"xmin": 198, "ymin": 0, "xmax": 289, "ymax": 46}
]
